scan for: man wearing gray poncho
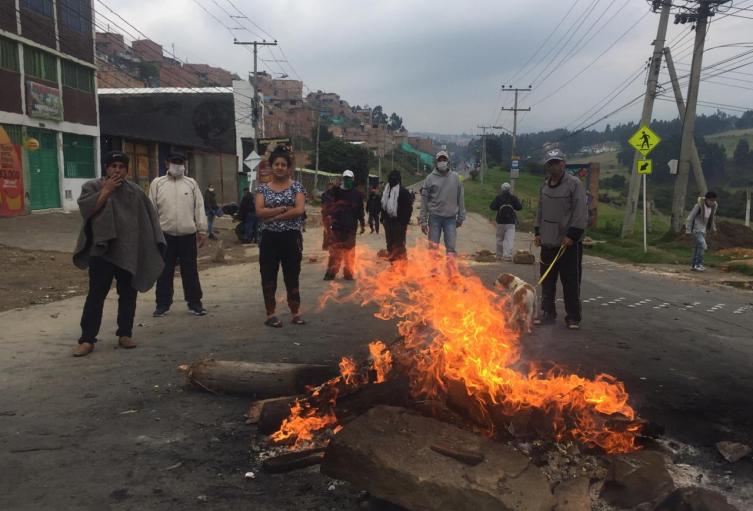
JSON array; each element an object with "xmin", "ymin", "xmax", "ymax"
[{"xmin": 71, "ymin": 151, "xmax": 165, "ymax": 357}]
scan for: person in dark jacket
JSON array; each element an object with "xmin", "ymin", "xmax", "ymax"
[
  {"xmin": 237, "ymin": 189, "xmax": 258, "ymax": 243},
  {"xmin": 204, "ymin": 184, "xmax": 219, "ymax": 240},
  {"xmin": 324, "ymin": 170, "xmax": 365, "ymax": 280},
  {"xmin": 533, "ymin": 149, "xmax": 587, "ymax": 330},
  {"xmin": 489, "ymin": 182, "xmax": 522, "ymax": 261},
  {"xmin": 381, "ymin": 170, "xmax": 414, "ymax": 262},
  {"xmin": 366, "ymin": 185, "xmax": 382, "ymax": 234}
]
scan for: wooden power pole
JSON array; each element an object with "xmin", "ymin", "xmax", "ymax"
[
  {"xmin": 477, "ymin": 125, "xmax": 504, "ymax": 184},
  {"xmin": 500, "ymin": 86, "xmax": 531, "ymax": 193}
]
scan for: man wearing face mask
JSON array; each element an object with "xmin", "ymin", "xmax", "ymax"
[
  {"xmin": 419, "ymin": 151, "xmax": 466, "ymax": 257},
  {"xmin": 381, "ymin": 170, "xmax": 414, "ymax": 262},
  {"xmin": 324, "ymin": 170, "xmax": 365, "ymax": 280},
  {"xmin": 204, "ymin": 183, "xmax": 219, "ymax": 240},
  {"xmin": 149, "ymin": 152, "xmax": 209, "ymax": 317}
]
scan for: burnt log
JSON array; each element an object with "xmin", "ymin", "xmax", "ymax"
[
  {"xmin": 261, "ymin": 447, "xmax": 326, "ymax": 474},
  {"xmin": 258, "ymin": 397, "xmax": 301, "ymax": 435},
  {"xmin": 177, "ymin": 360, "xmax": 337, "ymax": 396},
  {"xmin": 334, "ymin": 375, "xmax": 413, "ymax": 424},
  {"xmin": 321, "ymin": 405, "xmax": 555, "ymax": 511},
  {"xmin": 246, "ymin": 396, "xmax": 300, "ymax": 425}
]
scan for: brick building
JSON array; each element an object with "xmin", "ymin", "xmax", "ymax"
[{"xmin": 0, "ymin": 0, "xmax": 100, "ymax": 215}]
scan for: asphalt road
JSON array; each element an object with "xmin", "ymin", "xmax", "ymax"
[{"xmin": 1, "ymin": 215, "xmax": 751, "ymax": 510}]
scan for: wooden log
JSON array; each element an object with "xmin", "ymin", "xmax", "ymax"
[
  {"xmin": 321, "ymin": 406, "xmax": 555, "ymax": 511},
  {"xmin": 258, "ymin": 398, "xmax": 300, "ymax": 435},
  {"xmin": 177, "ymin": 360, "xmax": 338, "ymax": 397},
  {"xmin": 261, "ymin": 447, "xmax": 326, "ymax": 474},
  {"xmin": 246, "ymin": 396, "xmax": 300, "ymax": 425}
]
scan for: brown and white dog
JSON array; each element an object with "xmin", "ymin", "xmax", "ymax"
[{"xmin": 494, "ymin": 273, "xmax": 537, "ymax": 334}]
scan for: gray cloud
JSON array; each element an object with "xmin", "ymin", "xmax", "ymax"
[{"xmin": 105, "ymin": 0, "xmax": 753, "ymax": 135}]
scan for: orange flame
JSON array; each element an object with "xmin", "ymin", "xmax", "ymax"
[
  {"xmin": 273, "ymin": 243, "xmax": 640, "ymax": 453},
  {"xmin": 368, "ymin": 341, "xmax": 393, "ymax": 383}
]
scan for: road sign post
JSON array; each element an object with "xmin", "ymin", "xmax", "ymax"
[{"xmin": 628, "ymin": 126, "xmax": 661, "ymax": 253}]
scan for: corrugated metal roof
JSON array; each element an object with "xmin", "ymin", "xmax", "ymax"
[{"xmin": 98, "ymin": 87, "xmax": 232, "ymax": 95}]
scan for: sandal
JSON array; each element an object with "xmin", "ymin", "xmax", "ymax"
[
  {"xmin": 264, "ymin": 316, "xmax": 283, "ymax": 328},
  {"xmin": 291, "ymin": 316, "xmax": 306, "ymax": 325}
]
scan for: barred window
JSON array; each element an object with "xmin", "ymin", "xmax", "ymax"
[
  {"xmin": 62, "ymin": 59, "xmax": 94, "ymax": 92},
  {"xmin": 0, "ymin": 37, "xmax": 19, "ymax": 72},
  {"xmin": 63, "ymin": 134, "xmax": 95, "ymax": 178},
  {"xmin": 24, "ymin": 46, "xmax": 58, "ymax": 82}
]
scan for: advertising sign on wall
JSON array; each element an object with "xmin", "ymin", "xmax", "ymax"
[
  {"xmin": 0, "ymin": 126, "xmax": 26, "ymax": 216},
  {"xmin": 27, "ymin": 81, "xmax": 64, "ymax": 121},
  {"xmin": 256, "ymin": 137, "xmax": 293, "ymax": 184}
]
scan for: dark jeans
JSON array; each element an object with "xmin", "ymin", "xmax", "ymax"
[
  {"xmin": 540, "ymin": 242, "xmax": 583, "ymax": 323},
  {"xmin": 244, "ymin": 215, "xmax": 259, "ymax": 242},
  {"xmin": 79, "ymin": 257, "xmax": 137, "ymax": 344},
  {"xmin": 384, "ymin": 220, "xmax": 408, "ymax": 261},
  {"xmin": 368, "ymin": 213, "xmax": 380, "ymax": 233},
  {"xmin": 327, "ymin": 230, "xmax": 357, "ymax": 277},
  {"xmin": 259, "ymin": 229, "xmax": 302, "ymax": 316},
  {"xmin": 156, "ymin": 233, "xmax": 203, "ymax": 309}
]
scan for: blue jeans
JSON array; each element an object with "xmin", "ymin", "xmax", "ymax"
[
  {"xmin": 428, "ymin": 214, "xmax": 458, "ymax": 254},
  {"xmin": 692, "ymin": 231, "xmax": 707, "ymax": 267}
]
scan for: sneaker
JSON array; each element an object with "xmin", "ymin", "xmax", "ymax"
[
  {"xmin": 188, "ymin": 305, "xmax": 207, "ymax": 316},
  {"xmin": 534, "ymin": 313, "xmax": 556, "ymax": 325},
  {"xmin": 153, "ymin": 307, "xmax": 170, "ymax": 317},
  {"xmin": 566, "ymin": 319, "xmax": 581, "ymax": 330},
  {"xmin": 323, "ymin": 273, "xmax": 336, "ymax": 281},
  {"xmin": 695, "ymin": 265, "xmax": 706, "ymax": 272}
]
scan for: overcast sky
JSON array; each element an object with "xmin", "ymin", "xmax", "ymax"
[{"xmin": 104, "ymin": 0, "xmax": 753, "ymax": 136}]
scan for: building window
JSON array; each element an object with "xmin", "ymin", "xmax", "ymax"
[
  {"xmin": 0, "ymin": 37, "xmax": 19, "ymax": 72},
  {"xmin": 62, "ymin": 59, "xmax": 93, "ymax": 92},
  {"xmin": 21, "ymin": 0, "xmax": 54, "ymax": 17},
  {"xmin": 63, "ymin": 134, "xmax": 95, "ymax": 178},
  {"xmin": 59, "ymin": 0, "xmax": 91, "ymax": 34},
  {"xmin": 24, "ymin": 46, "xmax": 57, "ymax": 82}
]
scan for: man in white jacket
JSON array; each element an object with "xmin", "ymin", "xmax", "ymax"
[{"xmin": 149, "ymin": 152, "xmax": 208, "ymax": 316}]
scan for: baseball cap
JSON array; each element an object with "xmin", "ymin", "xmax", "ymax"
[
  {"xmin": 342, "ymin": 170, "xmax": 354, "ymax": 178},
  {"xmin": 435, "ymin": 150, "xmax": 449, "ymax": 161},
  {"xmin": 167, "ymin": 152, "xmax": 186, "ymax": 163},
  {"xmin": 103, "ymin": 150, "xmax": 129, "ymax": 168},
  {"xmin": 544, "ymin": 148, "xmax": 566, "ymax": 163}
]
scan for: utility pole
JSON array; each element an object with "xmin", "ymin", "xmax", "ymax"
[
  {"xmin": 670, "ymin": 1, "xmax": 728, "ymax": 233},
  {"xmin": 233, "ymin": 39, "xmax": 278, "ymax": 159},
  {"xmin": 663, "ymin": 47, "xmax": 707, "ymax": 194},
  {"xmin": 500, "ymin": 86, "xmax": 531, "ymax": 193},
  {"xmin": 476, "ymin": 125, "xmax": 504, "ymax": 184},
  {"xmin": 621, "ymin": 1, "xmax": 670, "ymax": 238}
]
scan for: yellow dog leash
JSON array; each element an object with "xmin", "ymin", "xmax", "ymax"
[{"xmin": 537, "ymin": 244, "xmax": 567, "ymax": 286}]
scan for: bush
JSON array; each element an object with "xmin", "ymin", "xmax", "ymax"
[{"xmin": 600, "ymin": 174, "xmax": 627, "ymax": 191}]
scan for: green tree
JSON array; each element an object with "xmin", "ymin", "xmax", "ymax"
[
  {"xmin": 310, "ymin": 138, "xmax": 370, "ymax": 185},
  {"xmin": 733, "ymin": 139, "xmax": 751, "ymax": 166},
  {"xmin": 371, "ymin": 105, "xmax": 388, "ymax": 126},
  {"xmin": 388, "ymin": 112, "xmax": 403, "ymax": 132}
]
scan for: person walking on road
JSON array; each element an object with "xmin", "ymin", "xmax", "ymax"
[
  {"xmin": 204, "ymin": 184, "xmax": 220, "ymax": 240},
  {"xmin": 237, "ymin": 189, "xmax": 258, "ymax": 244},
  {"xmin": 149, "ymin": 152, "xmax": 208, "ymax": 317},
  {"xmin": 686, "ymin": 191, "xmax": 718, "ymax": 272},
  {"xmin": 534, "ymin": 149, "xmax": 587, "ymax": 330},
  {"xmin": 490, "ymin": 182, "xmax": 522, "ymax": 261},
  {"xmin": 366, "ymin": 185, "xmax": 382, "ymax": 234},
  {"xmin": 419, "ymin": 151, "xmax": 466, "ymax": 258},
  {"xmin": 72, "ymin": 151, "xmax": 165, "ymax": 357},
  {"xmin": 254, "ymin": 147, "xmax": 306, "ymax": 327},
  {"xmin": 381, "ymin": 170, "xmax": 414, "ymax": 262},
  {"xmin": 324, "ymin": 170, "xmax": 365, "ymax": 280}
]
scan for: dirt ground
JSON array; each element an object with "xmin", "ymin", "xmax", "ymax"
[{"xmin": 0, "ymin": 220, "xmax": 259, "ymax": 312}]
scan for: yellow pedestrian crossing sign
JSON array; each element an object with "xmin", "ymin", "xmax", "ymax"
[
  {"xmin": 637, "ymin": 159, "xmax": 652, "ymax": 175},
  {"xmin": 628, "ymin": 125, "xmax": 661, "ymax": 157}
]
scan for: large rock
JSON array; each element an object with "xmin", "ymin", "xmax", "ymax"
[
  {"xmin": 600, "ymin": 450, "xmax": 675, "ymax": 508},
  {"xmin": 552, "ymin": 477, "xmax": 590, "ymax": 511},
  {"xmin": 715, "ymin": 441, "xmax": 751, "ymax": 463},
  {"xmin": 654, "ymin": 487, "xmax": 740, "ymax": 511},
  {"xmin": 321, "ymin": 406, "xmax": 554, "ymax": 511}
]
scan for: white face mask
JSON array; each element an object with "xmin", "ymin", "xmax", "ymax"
[
  {"xmin": 436, "ymin": 161, "xmax": 449, "ymax": 172},
  {"xmin": 168, "ymin": 163, "xmax": 185, "ymax": 177}
]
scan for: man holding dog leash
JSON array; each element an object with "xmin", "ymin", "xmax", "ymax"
[{"xmin": 534, "ymin": 149, "xmax": 588, "ymax": 330}]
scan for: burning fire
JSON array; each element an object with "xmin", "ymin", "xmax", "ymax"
[{"xmin": 272, "ymin": 245, "xmax": 640, "ymax": 453}]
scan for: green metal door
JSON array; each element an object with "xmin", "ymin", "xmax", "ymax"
[{"xmin": 26, "ymin": 128, "xmax": 60, "ymax": 209}]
